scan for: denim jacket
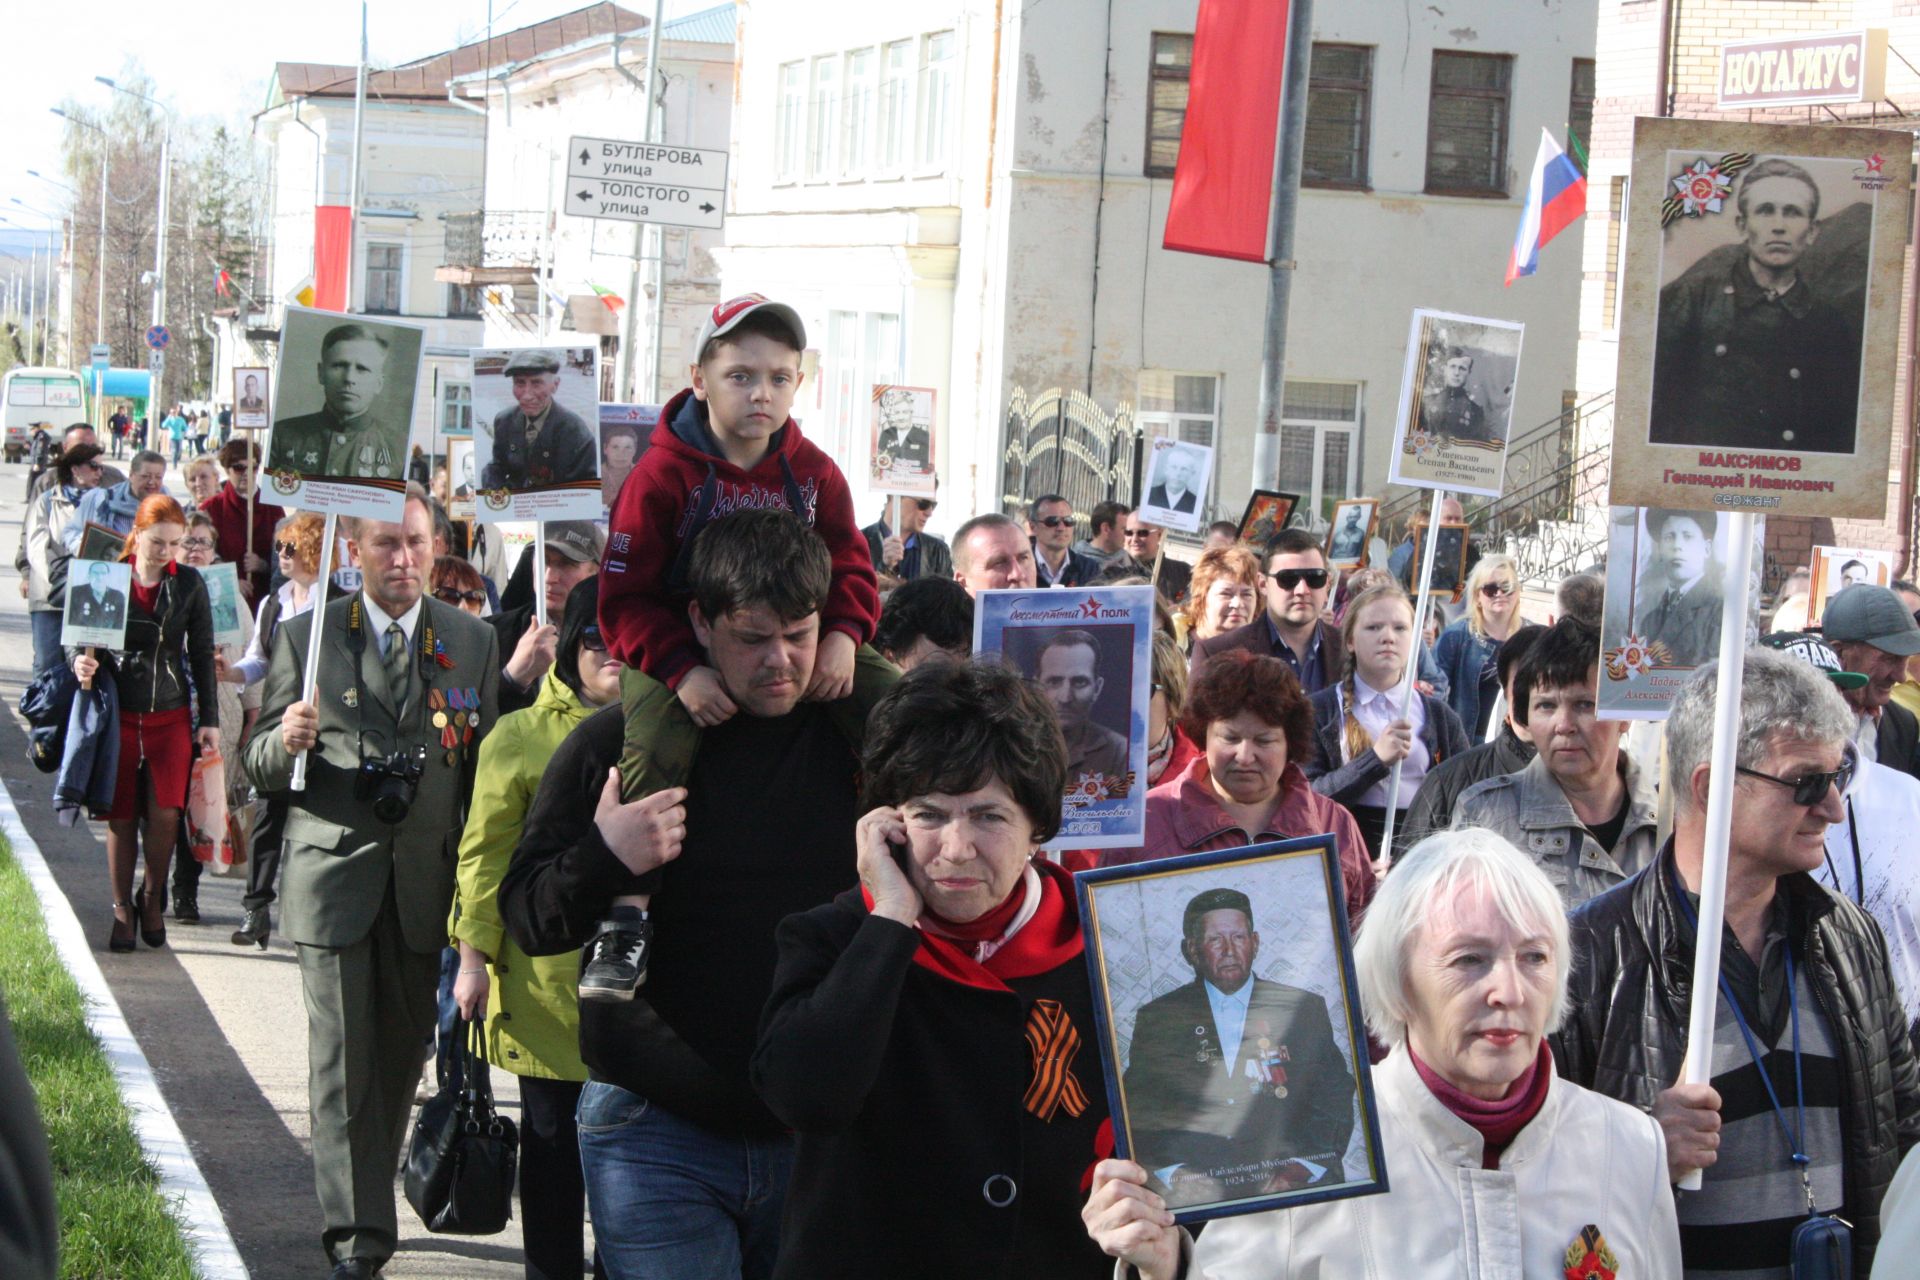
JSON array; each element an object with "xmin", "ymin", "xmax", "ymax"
[{"xmin": 1451, "ymin": 752, "xmax": 1660, "ymax": 908}]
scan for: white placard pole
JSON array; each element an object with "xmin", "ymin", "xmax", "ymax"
[
  {"xmin": 289, "ymin": 511, "xmax": 339, "ymax": 792},
  {"xmin": 534, "ymin": 521, "xmax": 548, "ymax": 630},
  {"xmin": 1675, "ymin": 509, "xmax": 1755, "ymax": 1191},
  {"xmin": 1376, "ymin": 488, "xmax": 1447, "ymax": 867}
]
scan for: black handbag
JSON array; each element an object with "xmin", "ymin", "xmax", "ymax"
[{"xmin": 404, "ymin": 1018, "xmax": 518, "ymax": 1235}]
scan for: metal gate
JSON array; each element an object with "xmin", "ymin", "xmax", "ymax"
[{"xmin": 999, "ymin": 386, "xmax": 1141, "ymax": 523}]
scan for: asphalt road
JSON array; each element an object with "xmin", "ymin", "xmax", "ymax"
[{"xmin": 0, "ymin": 456, "xmax": 535, "ymax": 1280}]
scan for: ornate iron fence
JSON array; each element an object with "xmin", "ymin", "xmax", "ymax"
[{"xmin": 1000, "ymin": 386, "xmax": 1140, "ymax": 524}]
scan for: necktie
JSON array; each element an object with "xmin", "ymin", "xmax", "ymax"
[{"xmin": 384, "ymin": 622, "xmax": 410, "ymax": 715}]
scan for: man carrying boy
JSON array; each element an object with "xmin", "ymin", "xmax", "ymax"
[{"xmin": 590, "ymin": 295, "xmax": 884, "ymax": 999}]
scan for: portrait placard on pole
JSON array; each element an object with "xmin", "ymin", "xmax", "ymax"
[
  {"xmin": 1138, "ymin": 438, "xmax": 1215, "ymax": 534},
  {"xmin": 869, "ymin": 385, "xmax": 937, "ymax": 498},
  {"xmin": 263, "ymin": 307, "xmax": 421, "ymax": 521},
  {"xmin": 1608, "ymin": 117, "xmax": 1909, "ymax": 518},
  {"xmin": 469, "ymin": 346, "xmax": 603, "ymax": 523},
  {"xmin": 599, "ymin": 402, "xmax": 659, "ymax": 509},
  {"xmin": 62, "ymin": 558, "xmax": 131, "ymax": 650},
  {"xmin": 1808, "ymin": 544, "xmax": 1896, "ymax": 623},
  {"xmin": 232, "ymin": 367, "xmax": 271, "ymax": 431},
  {"xmin": 1385, "ymin": 309, "xmax": 1525, "ymax": 500},
  {"xmin": 198, "ymin": 561, "xmax": 247, "ymax": 648}
]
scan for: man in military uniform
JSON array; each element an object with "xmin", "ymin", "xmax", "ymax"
[
  {"xmin": 243, "ymin": 493, "xmax": 499, "ymax": 1280},
  {"xmin": 874, "ymin": 386, "xmax": 929, "ymax": 467},
  {"xmin": 1418, "ymin": 349, "xmax": 1497, "ymax": 443},
  {"xmin": 1036, "ymin": 629, "xmax": 1131, "ymax": 786},
  {"xmin": 1122, "ymin": 888, "xmax": 1355, "ymax": 1208},
  {"xmin": 268, "ymin": 323, "xmax": 408, "ymax": 480},
  {"xmin": 66, "ymin": 561, "xmax": 125, "ymax": 636},
  {"xmin": 1650, "ymin": 157, "xmax": 1861, "ymax": 453},
  {"xmin": 480, "ymin": 350, "xmax": 597, "ymax": 489}
]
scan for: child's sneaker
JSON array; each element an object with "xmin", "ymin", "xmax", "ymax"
[{"xmin": 579, "ymin": 907, "xmax": 652, "ymax": 1002}]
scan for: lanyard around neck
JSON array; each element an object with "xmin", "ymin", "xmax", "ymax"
[{"xmin": 1668, "ymin": 861, "xmax": 1815, "ymax": 1212}]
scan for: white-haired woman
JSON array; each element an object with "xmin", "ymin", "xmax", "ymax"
[
  {"xmin": 1434, "ymin": 553, "xmax": 1521, "ymax": 740},
  {"xmin": 1082, "ymin": 829, "xmax": 1681, "ymax": 1278}
]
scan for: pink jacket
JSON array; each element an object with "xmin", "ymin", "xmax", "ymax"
[{"xmin": 1100, "ymin": 756, "xmax": 1375, "ymax": 923}]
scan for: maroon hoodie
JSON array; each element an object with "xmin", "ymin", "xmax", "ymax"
[{"xmin": 600, "ymin": 387, "xmax": 879, "ymax": 687}]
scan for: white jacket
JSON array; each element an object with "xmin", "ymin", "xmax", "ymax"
[{"xmin": 1183, "ymin": 1045, "xmax": 1681, "ymax": 1279}]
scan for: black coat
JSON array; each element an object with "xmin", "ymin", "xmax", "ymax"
[
  {"xmin": 752, "ymin": 888, "xmax": 1112, "ymax": 1280},
  {"xmin": 1190, "ymin": 617, "xmax": 1345, "ymax": 695},
  {"xmin": 83, "ymin": 564, "xmax": 217, "ymax": 715},
  {"xmin": 1875, "ymin": 701, "xmax": 1920, "ymax": 787},
  {"xmin": 1399, "ymin": 723, "xmax": 1536, "ymax": 847},
  {"xmin": 1553, "ymin": 843, "xmax": 1920, "ymax": 1273}
]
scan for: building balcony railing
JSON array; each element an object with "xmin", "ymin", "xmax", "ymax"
[{"xmin": 435, "ymin": 210, "xmax": 546, "ymax": 286}]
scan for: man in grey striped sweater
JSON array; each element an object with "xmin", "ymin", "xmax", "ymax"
[{"xmin": 1556, "ymin": 649, "xmax": 1920, "ymax": 1278}]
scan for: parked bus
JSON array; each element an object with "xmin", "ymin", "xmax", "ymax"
[{"xmin": 2, "ymin": 366, "xmax": 87, "ymax": 463}]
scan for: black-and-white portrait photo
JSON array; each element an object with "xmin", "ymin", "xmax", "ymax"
[
  {"xmin": 62, "ymin": 558, "xmax": 131, "ymax": 649},
  {"xmin": 874, "ymin": 385, "xmax": 929, "ymax": 467},
  {"xmin": 199, "ymin": 561, "xmax": 244, "ymax": 646},
  {"xmin": 446, "ymin": 437, "xmax": 477, "ymax": 520},
  {"xmin": 1026, "ymin": 627, "xmax": 1132, "ymax": 789},
  {"xmin": 1809, "ymin": 544, "xmax": 1896, "ymax": 622},
  {"xmin": 869, "ymin": 384, "xmax": 938, "ymax": 497},
  {"xmin": 1325, "ymin": 499, "xmax": 1376, "ymax": 568},
  {"xmin": 1388, "ymin": 309, "xmax": 1525, "ymax": 499},
  {"xmin": 469, "ymin": 346, "xmax": 601, "ymax": 521},
  {"xmin": 1649, "ymin": 155, "xmax": 1865, "ymax": 454},
  {"xmin": 1415, "ymin": 522, "xmax": 1472, "ymax": 599},
  {"xmin": 233, "ymin": 366, "xmax": 270, "ymax": 430},
  {"xmin": 1138, "ymin": 439, "xmax": 1214, "ymax": 534},
  {"xmin": 1077, "ymin": 836, "xmax": 1384, "ymax": 1223},
  {"xmin": 267, "ymin": 310, "xmax": 422, "ymax": 483}
]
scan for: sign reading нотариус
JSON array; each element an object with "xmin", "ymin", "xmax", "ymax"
[
  {"xmin": 1718, "ymin": 29, "xmax": 1887, "ymax": 109},
  {"xmin": 564, "ymin": 135, "xmax": 728, "ymax": 230}
]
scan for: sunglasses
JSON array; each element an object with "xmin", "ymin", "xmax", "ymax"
[
  {"xmin": 1124, "ymin": 529, "xmax": 1157, "ymax": 540},
  {"xmin": 1035, "ymin": 516, "xmax": 1074, "ymax": 528},
  {"xmin": 1479, "ymin": 582, "xmax": 1516, "ymax": 598},
  {"xmin": 433, "ymin": 588, "xmax": 487, "ymax": 606},
  {"xmin": 1735, "ymin": 754, "xmax": 1856, "ymax": 806},
  {"xmin": 581, "ymin": 627, "xmax": 609, "ymax": 653},
  {"xmin": 1268, "ymin": 569, "xmax": 1329, "ymax": 590},
  {"xmin": 274, "ymin": 540, "xmax": 301, "ymax": 556},
  {"xmin": 915, "ymin": 499, "xmax": 936, "ymax": 513}
]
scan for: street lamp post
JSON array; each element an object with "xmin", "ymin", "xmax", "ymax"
[
  {"xmin": 49, "ymin": 111, "xmax": 111, "ymax": 349},
  {"xmin": 96, "ymin": 77, "xmax": 169, "ymax": 411},
  {"xmin": 11, "ymin": 198, "xmax": 69, "ymax": 365}
]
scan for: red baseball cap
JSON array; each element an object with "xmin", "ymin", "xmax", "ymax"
[{"xmin": 694, "ymin": 294, "xmax": 807, "ymax": 362}]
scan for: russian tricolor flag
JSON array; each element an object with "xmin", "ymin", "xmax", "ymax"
[{"xmin": 1505, "ymin": 127, "xmax": 1587, "ymax": 286}]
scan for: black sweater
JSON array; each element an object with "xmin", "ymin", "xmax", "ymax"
[{"xmin": 498, "ymin": 701, "xmax": 861, "ymax": 1135}]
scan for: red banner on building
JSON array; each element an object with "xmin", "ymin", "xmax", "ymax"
[
  {"xmin": 1162, "ymin": 0, "xmax": 1291, "ymax": 263},
  {"xmin": 312, "ymin": 206, "xmax": 351, "ymax": 311}
]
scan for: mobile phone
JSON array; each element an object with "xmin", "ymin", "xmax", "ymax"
[{"xmin": 887, "ymin": 838, "xmax": 911, "ymax": 872}]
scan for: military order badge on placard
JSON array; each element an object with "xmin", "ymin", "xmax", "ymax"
[
  {"xmin": 1386, "ymin": 308, "xmax": 1525, "ymax": 500},
  {"xmin": 470, "ymin": 346, "xmax": 603, "ymax": 522},
  {"xmin": 264, "ymin": 307, "xmax": 423, "ymax": 520},
  {"xmin": 975, "ymin": 585, "xmax": 1154, "ymax": 850},
  {"xmin": 1076, "ymin": 836, "xmax": 1387, "ymax": 1225},
  {"xmin": 1609, "ymin": 117, "xmax": 1910, "ymax": 519}
]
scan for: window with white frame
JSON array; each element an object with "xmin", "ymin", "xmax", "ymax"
[
  {"xmin": 1278, "ymin": 381, "xmax": 1361, "ymax": 525},
  {"xmin": 842, "ymin": 47, "xmax": 874, "ymax": 178},
  {"xmin": 915, "ymin": 31, "xmax": 954, "ymax": 171},
  {"xmin": 440, "ymin": 380, "xmax": 471, "ymax": 436},
  {"xmin": 775, "ymin": 61, "xmax": 805, "ymax": 181},
  {"xmin": 824, "ymin": 308, "xmax": 903, "ymax": 472},
  {"xmin": 364, "ymin": 242, "xmax": 403, "ymax": 314},
  {"xmin": 877, "ymin": 39, "xmax": 913, "ymax": 173},
  {"xmin": 807, "ymin": 55, "xmax": 840, "ymax": 180}
]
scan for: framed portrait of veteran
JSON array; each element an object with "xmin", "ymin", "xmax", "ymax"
[
  {"xmin": 1324, "ymin": 499, "xmax": 1377, "ymax": 570},
  {"xmin": 232, "ymin": 367, "xmax": 270, "ymax": 431},
  {"xmin": 197, "ymin": 561, "xmax": 246, "ymax": 648},
  {"xmin": 263, "ymin": 307, "xmax": 423, "ymax": 520},
  {"xmin": 1610, "ymin": 117, "xmax": 1910, "ymax": 519},
  {"xmin": 1236, "ymin": 490, "xmax": 1299, "ymax": 549},
  {"xmin": 1411, "ymin": 520, "xmax": 1472, "ymax": 602},
  {"xmin": 975, "ymin": 584, "xmax": 1154, "ymax": 849},
  {"xmin": 870, "ymin": 384, "xmax": 937, "ymax": 498},
  {"xmin": 1076, "ymin": 835, "xmax": 1387, "ymax": 1225},
  {"xmin": 1138, "ymin": 438, "xmax": 1214, "ymax": 534},
  {"xmin": 1598, "ymin": 505, "xmax": 1766, "ymax": 720},
  {"xmin": 470, "ymin": 345, "xmax": 602, "ymax": 522},
  {"xmin": 1809, "ymin": 544, "xmax": 1897, "ymax": 623},
  {"xmin": 62, "ymin": 558, "xmax": 131, "ymax": 650},
  {"xmin": 445, "ymin": 437, "xmax": 478, "ymax": 521},
  {"xmin": 1386, "ymin": 308, "xmax": 1525, "ymax": 500},
  {"xmin": 78, "ymin": 522, "xmax": 124, "ymax": 564}
]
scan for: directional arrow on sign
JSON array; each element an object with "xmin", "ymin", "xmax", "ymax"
[
  {"xmin": 576, "ymin": 189, "xmax": 594, "ymax": 202},
  {"xmin": 579, "ymin": 147, "xmax": 591, "ymax": 166},
  {"xmin": 699, "ymin": 202, "xmax": 715, "ymax": 214}
]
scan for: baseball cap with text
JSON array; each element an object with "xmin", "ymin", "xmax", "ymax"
[
  {"xmin": 694, "ymin": 294, "xmax": 807, "ymax": 365},
  {"xmin": 1759, "ymin": 631, "xmax": 1870, "ymax": 691}
]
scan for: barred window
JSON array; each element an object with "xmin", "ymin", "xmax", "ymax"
[
  {"xmin": 1304, "ymin": 44, "xmax": 1371, "ymax": 188},
  {"xmin": 1145, "ymin": 33, "xmax": 1193, "ymax": 178},
  {"xmin": 1426, "ymin": 51, "xmax": 1512, "ymax": 196}
]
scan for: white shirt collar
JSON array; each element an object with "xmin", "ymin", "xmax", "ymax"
[
  {"xmin": 1354, "ymin": 673, "xmax": 1396, "ymax": 706},
  {"xmin": 1203, "ymin": 979, "xmax": 1254, "ymax": 1075},
  {"xmin": 361, "ymin": 591, "xmax": 423, "ymax": 653}
]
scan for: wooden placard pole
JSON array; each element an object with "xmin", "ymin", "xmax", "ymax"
[
  {"xmin": 1675, "ymin": 509, "xmax": 1756, "ymax": 1191},
  {"xmin": 1376, "ymin": 488, "xmax": 1446, "ymax": 867},
  {"xmin": 289, "ymin": 511, "xmax": 339, "ymax": 792}
]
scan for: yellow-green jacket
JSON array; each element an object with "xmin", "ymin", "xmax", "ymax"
[{"xmin": 452, "ymin": 665, "xmax": 597, "ymax": 1080}]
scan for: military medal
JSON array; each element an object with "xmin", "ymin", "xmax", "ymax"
[
  {"xmin": 343, "ymin": 688, "xmax": 359, "ymax": 708},
  {"xmin": 432, "ymin": 711, "xmax": 448, "ymax": 729},
  {"xmin": 1562, "ymin": 1225, "xmax": 1618, "ymax": 1280}
]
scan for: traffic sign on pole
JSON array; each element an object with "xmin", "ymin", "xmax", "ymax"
[
  {"xmin": 564, "ymin": 135, "xmax": 727, "ymax": 230},
  {"xmin": 145, "ymin": 325, "xmax": 171, "ymax": 351}
]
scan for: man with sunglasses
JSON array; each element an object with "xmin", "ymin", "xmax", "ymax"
[
  {"xmin": 861, "ymin": 494, "xmax": 951, "ymax": 591},
  {"xmin": 1556, "ymin": 648, "xmax": 1920, "ymax": 1275},
  {"xmin": 1190, "ymin": 528, "xmax": 1342, "ymax": 696},
  {"xmin": 1121, "ymin": 511, "xmax": 1192, "ymax": 604},
  {"xmin": 1027, "ymin": 493, "xmax": 1100, "ymax": 588},
  {"xmin": 1823, "ymin": 584, "xmax": 1920, "ymax": 787}
]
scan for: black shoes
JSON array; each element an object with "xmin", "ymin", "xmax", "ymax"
[
  {"xmin": 230, "ymin": 907, "xmax": 271, "ymax": 950},
  {"xmin": 328, "ymin": 1258, "xmax": 382, "ymax": 1279},
  {"xmin": 107, "ymin": 902, "xmax": 135, "ymax": 954},
  {"xmin": 172, "ymin": 886, "xmax": 200, "ymax": 924},
  {"xmin": 132, "ymin": 885, "xmax": 166, "ymax": 948},
  {"xmin": 579, "ymin": 910, "xmax": 652, "ymax": 1003}
]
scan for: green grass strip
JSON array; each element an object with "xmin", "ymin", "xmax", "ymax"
[{"xmin": 0, "ymin": 836, "xmax": 200, "ymax": 1280}]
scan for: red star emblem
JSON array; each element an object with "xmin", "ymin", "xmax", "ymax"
[
  {"xmin": 1867, "ymin": 153, "xmax": 1886, "ymax": 174},
  {"xmin": 1080, "ymin": 595, "xmax": 1102, "ymax": 618}
]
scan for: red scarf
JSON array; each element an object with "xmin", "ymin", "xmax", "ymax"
[
  {"xmin": 861, "ymin": 859, "xmax": 1084, "ymax": 994},
  {"xmin": 1410, "ymin": 1040, "xmax": 1551, "ymax": 1169}
]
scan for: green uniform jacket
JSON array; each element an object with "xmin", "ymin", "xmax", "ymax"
[
  {"xmin": 242, "ymin": 592, "xmax": 500, "ymax": 953},
  {"xmin": 452, "ymin": 666, "xmax": 595, "ymax": 1080}
]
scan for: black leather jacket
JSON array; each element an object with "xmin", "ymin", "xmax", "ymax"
[
  {"xmin": 82, "ymin": 564, "xmax": 217, "ymax": 716},
  {"xmin": 1553, "ymin": 841, "xmax": 1920, "ymax": 1272}
]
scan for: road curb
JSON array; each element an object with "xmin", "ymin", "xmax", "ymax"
[{"xmin": 0, "ymin": 781, "xmax": 250, "ymax": 1280}]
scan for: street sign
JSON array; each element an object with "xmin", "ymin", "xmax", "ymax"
[
  {"xmin": 90, "ymin": 343, "xmax": 111, "ymax": 372},
  {"xmin": 145, "ymin": 325, "xmax": 171, "ymax": 351},
  {"xmin": 564, "ymin": 135, "xmax": 727, "ymax": 230}
]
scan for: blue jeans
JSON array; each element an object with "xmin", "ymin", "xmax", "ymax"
[
  {"xmin": 29, "ymin": 609, "xmax": 63, "ymax": 675},
  {"xmin": 576, "ymin": 1082, "xmax": 794, "ymax": 1280}
]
